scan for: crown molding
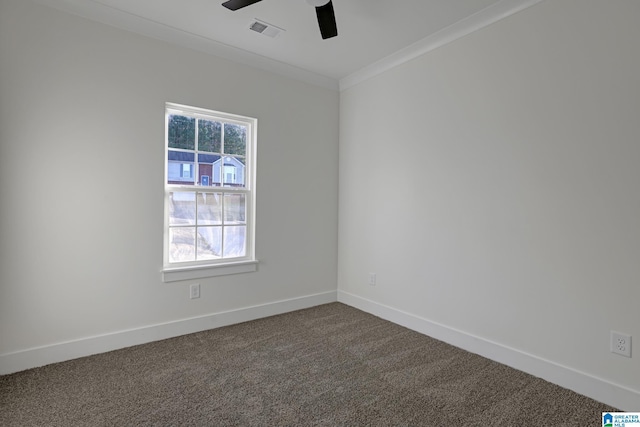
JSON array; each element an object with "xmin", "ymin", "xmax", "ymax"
[
  {"xmin": 339, "ymin": 0, "xmax": 544, "ymax": 91},
  {"xmin": 33, "ymin": 0, "xmax": 544, "ymax": 93}
]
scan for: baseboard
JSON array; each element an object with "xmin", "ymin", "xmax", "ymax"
[
  {"xmin": 0, "ymin": 290, "xmax": 337, "ymax": 375},
  {"xmin": 337, "ymin": 290, "xmax": 640, "ymax": 411}
]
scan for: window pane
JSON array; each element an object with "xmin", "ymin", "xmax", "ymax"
[
  {"xmin": 169, "ymin": 227, "xmax": 196, "ymax": 263},
  {"xmin": 198, "ymin": 153, "xmax": 220, "ymax": 186},
  {"xmin": 198, "ymin": 119, "xmax": 221, "ymax": 153},
  {"xmin": 223, "ymin": 123, "xmax": 246, "ymax": 156},
  {"xmin": 223, "ymin": 226, "xmax": 246, "ymax": 258},
  {"xmin": 169, "ymin": 191, "xmax": 196, "ymax": 225},
  {"xmin": 222, "ymin": 156, "xmax": 245, "ymax": 188},
  {"xmin": 197, "ymin": 193, "xmax": 222, "ymax": 225},
  {"xmin": 168, "ymin": 151, "xmax": 195, "ymax": 185},
  {"xmin": 197, "ymin": 226, "xmax": 221, "ymax": 260},
  {"xmin": 168, "ymin": 115, "xmax": 195, "ymax": 150},
  {"xmin": 224, "ymin": 194, "xmax": 246, "ymax": 224}
]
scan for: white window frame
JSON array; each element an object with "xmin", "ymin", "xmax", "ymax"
[{"xmin": 162, "ymin": 103, "xmax": 258, "ymax": 282}]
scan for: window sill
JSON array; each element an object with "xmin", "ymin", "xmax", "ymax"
[{"xmin": 161, "ymin": 260, "xmax": 258, "ymax": 283}]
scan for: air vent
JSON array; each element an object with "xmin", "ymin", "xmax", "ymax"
[{"xmin": 249, "ymin": 19, "xmax": 284, "ymax": 38}]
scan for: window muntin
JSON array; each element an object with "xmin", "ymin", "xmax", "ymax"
[{"xmin": 164, "ymin": 103, "xmax": 255, "ymax": 269}]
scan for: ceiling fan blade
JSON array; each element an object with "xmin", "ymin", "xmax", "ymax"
[
  {"xmin": 222, "ymin": 0, "xmax": 263, "ymax": 11},
  {"xmin": 315, "ymin": 0, "xmax": 337, "ymax": 39}
]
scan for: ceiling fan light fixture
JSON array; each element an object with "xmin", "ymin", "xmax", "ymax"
[{"xmin": 306, "ymin": 0, "xmax": 330, "ymax": 7}]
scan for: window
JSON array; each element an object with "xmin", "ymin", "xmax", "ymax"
[
  {"xmin": 182, "ymin": 163, "xmax": 193, "ymax": 178},
  {"xmin": 162, "ymin": 103, "xmax": 257, "ymax": 281},
  {"xmin": 224, "ymin": 164, "xmax": 237, "ymax": 184}
]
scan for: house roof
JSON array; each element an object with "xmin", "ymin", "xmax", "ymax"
[{"xmin": 168, "ymin": 151, "xmax": 221, "ymax": 164}]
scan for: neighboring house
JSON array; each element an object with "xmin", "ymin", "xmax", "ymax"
[{"xmin": 167, "ymin": 151, "xmax": 245, "ymax": 187}]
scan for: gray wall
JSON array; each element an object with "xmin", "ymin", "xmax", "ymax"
[
  {"xmin": 0, "ymin": 0, "xmax": 338, "ymax": 359},
  {"xmin": 339, "ymin": 0, "xmax": 640, "ymax": 402}
]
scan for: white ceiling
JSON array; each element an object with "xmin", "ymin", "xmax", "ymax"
[{"xmin": 37, "ymin": 0, "xmax": 542, "ymax": 90}]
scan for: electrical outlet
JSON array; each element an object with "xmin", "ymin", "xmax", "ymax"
[
  {"xmin": 190, "ymin": 283, "xmax": 200, "ymax": 299},
  {"xmin": 368, "ymin": 273, "xmax": 376, "ymax": 286},
  {"xmin": 611, "ymin": 331, "xmax": 631, "ymax": 358}
]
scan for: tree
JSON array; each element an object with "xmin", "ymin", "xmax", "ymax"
[
  {"xmin": 223, "ymin": 123, "xmax": 246, "ymax": 157},
  {"xmin": 167, "ymin": 115, "xmax": 245, "ymax": 159},
  {"xmin": 167, "ymin": 115, "xmax": 195, "ymax": 149},
  {"xmin": 198, "ymin": 119, "xmax": 221, "ymax": 152}
]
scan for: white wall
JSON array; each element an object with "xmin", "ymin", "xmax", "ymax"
[
  {"xmin": 0, "ymin": 0, "xmax": 338, "ymax": 370},
  {"xmin": 338, "ymin": 0, "xmax": 640, "ymax": 409}
]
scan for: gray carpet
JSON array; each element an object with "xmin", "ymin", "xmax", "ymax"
[{"xmin": 0, "ymin": 303, "xmax": 616, "ymax": 426}]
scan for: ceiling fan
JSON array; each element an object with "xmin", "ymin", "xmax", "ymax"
[{"xmin": 222, "ymin": 0, "xmax": 338, "ymax": 40}]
